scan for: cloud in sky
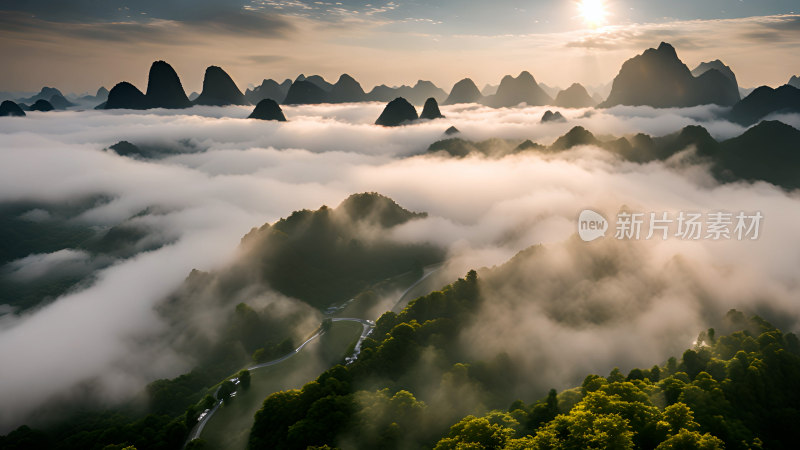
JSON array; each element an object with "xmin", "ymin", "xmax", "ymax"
[
  {"xmin": 1, "ymin": 0, "xmax": 799, "ymax": 93},
  {"xmin": 1, "ymin": 104, "xmax": 800, "ymax": 430}
]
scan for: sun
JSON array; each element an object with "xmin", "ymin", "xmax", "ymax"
[{"xmin": 577, "ymin": 0, "xmax": 608, "ymax": 28}]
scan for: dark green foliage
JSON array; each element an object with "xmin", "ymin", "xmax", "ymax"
[
  {"xmin": 184, "ymin": 439, "xmax": 208, "ymax": 450},
  {"xmin": 0, "ymin": 412, "xmax": 188, "ymax": 450},
  {"xmin": 238, "ymin": 370, "xmax": 251, "ymax": 390},
  {"xmin": 238, "ymin": 192, "xmax": 443, "ymax": 309},
  {"xmin": 247, "ymin": 306, "xmax": 800, "ymax": 450},
  {"xmin": 217, "ymin": 380, "xmax": 236, "ymax": 402},
  {"xmin": 248, "ymin": 272, "xmax": 480, "ymax": 449},
  {"xmin": 437, "ymin": 314, "xmax": 800, "ymax": 450},
  {"xmin": 252, "ymin": 338, "xmax": 295, "ymax": 363}
]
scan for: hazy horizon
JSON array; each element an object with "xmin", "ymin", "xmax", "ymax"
[{"xmin": 1, "ymin": 1, "xmax": 799, "ymax": 93}]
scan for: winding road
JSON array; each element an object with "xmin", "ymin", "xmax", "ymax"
[
  {"xmin": 185, "ymin": 266, "xmax": 441, "ymax": 447},
  {"xmin": 186, "ymin": 317, "xmax": 375, "ymax": 444}
]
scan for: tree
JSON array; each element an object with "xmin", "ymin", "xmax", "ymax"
[
  {"xmin": 217, "ymin": 380, "xmax": 236, "ymax": 403},
  {"xmin": 655, "ymin": 429, "xmax": 724, "ymax": 449},
  {"xmin": 185, "ymin": 439, "xmax": 208, "ymax": 450},
  {"xmin": 238, "ymin": 369, "xmax": 251, "ymax": 390},
  {"xmin": 651, "ymin": 365, "xmax": 662, "ymax": 382},
  {"xmin": 662, "ymin": 403, "xmax": 698, "ymax": 434},
  {"xmin": 434, "ymin": 414, "xmax": 517, "ymax": 450}
]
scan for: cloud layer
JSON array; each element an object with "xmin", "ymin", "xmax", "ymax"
[{"xmin": 0, "ymin": 104, "xmax": 799, "ymax": 431}]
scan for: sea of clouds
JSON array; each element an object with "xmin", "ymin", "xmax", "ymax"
[{"xmin": 0, "ymin": 103, "xmax": 798, "ymax": 431}]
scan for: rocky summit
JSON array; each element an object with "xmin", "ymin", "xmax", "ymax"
[
  {"xmin": 194, "ymin": 66, "xmax": 248, "ymax": 106},
  {"xmin": 375, "ymin": 97, "xmax": 418, "ymax": 126},
  {"xmin": 248, "ymin": 98, "xmax": 287, "ymax": 121}
]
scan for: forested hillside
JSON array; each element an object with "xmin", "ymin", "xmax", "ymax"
[{"xmin": 248, "ymin": 275, "xmax": 800, "ymax": 449}]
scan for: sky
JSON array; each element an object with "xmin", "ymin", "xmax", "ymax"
[{"xmin": 1, "ymin": 0, "xmax": 799, "ymax": 94}]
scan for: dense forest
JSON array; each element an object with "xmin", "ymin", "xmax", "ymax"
[
  {"xmin": 246, "ymin": 271, "xmax": 800, "ymax": 449},
  {"xmin": 3, "ymin": 267, "xmax": 800, "ymax": 449}
]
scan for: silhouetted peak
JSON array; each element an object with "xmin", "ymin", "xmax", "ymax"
[
  {"xmin": 678, "ymin": 124, "xmax": 713, "ymax": 141},
  {"xmin": 742, "ymin": 120, "xmax": 800, "ymax": 137},
  {"xmin": 108, "ymin": 141, "xmax": 142, "ymax": 157},
  {"xmin": 105, "ymin": 81, "xmax": 147, "ymax": 110},
  {"xmin": 328, "ymin": 74, "xmax": 366, "ymax": 103},
  {"xmin": 0, "ymin": 100, "xmax": 26, "ymax": 117},
  {"xmin": 248, "ymin": 99, "xmax": 287, "ymax": 121},
  {"xmin": 96, "ymin": 86, "xmax": 109, "ymax": 98},
  {"xmin": 601, "ymin": 43, "xmax": 738, "ymax": 108},
  {"xmin": 29, "ymin": 99, "xmax": 54, "ymax": 112},
  {"xmin": 445, "ymin": 126, "xmax": 460, "ymax": 135},
  {"xmin": 729, "ymin": 84, "xmax": 800, "ymax": 125},
  {"xmin": 656, "ymin": 42, "xmax": 677, "ymax": 58},
  {"xmin": 194, "ymin": 65, "xmax": 247, "ymax": 106},
  {"xmin": 517, "ymin": 71, "xmax": 536, "ymax": 83},
  {"xmin": 48, "ymin": 94, "xmax": 74, "ymax": 110},
  {"xmin": 145, "ymin": 60, "xmax": 191, "ymax": 109},
  {"xmin": 515, "ymin": 140, "xmax": 545, "ymax": 152},
  {"xmin": 550, "ymin": 126, "xmax": 600, "ymax": 150},
  {"xmin": 788, "ymin": 75, "xmax": 800, "ymax": 89},
  {"xmin": 283, "ymin": 80, "xmax": 329, "ymax": 105},
  {"xmin": 336, "ymin": 74, "xmax": 358, "ymax": 84},
  {"xmin": 305, "ymin": 75, "xmax": 333, "ymax": 92},
  {"xmin": 692, "ymin": 60, "xmax": 737, "ymax": 86},
  {"xmin": 554, "ymin": 83, "xmax": 596, "ymax": 108},
  {"xmin": 420, "ymin": 97, "xmax": 445, "ymax": 120},
  {"xmin": 375, "ymin": 97, "xmax": 418, "ymax": 126},
  {"xmin": 541, "ymin": 110, "xmax": 566, "ymax": 123},
  {"xmin": 486, "ymin": 70, "xmax": 551, "ymax": 107},
  {"xmin": 445, "ymin": 78, "xmax": 482, "ymax": 105}
]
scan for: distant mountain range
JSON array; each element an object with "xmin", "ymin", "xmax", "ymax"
[
  {"xmin": 5, "ymin": 43, "xmax": 800, "ymax": 117},
  {"xmin": 427, "ymin": 120, "xmax": 800, "ymax": 189}
]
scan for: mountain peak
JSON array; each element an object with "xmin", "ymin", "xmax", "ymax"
[
  {"xmin": 375, "ymin": 97, "xmax": 418, "ymax": 126},
  {"xmin": 145, "ymin": 60, "xmax": 191, "ymax": 109},
  {"xmin": 444, "ymin": 78, "xmax": 482, "ymax": 105},
  {"xmin": 692, "ymin": 60, "xmax": 738, "ymax": 86},
  {"xmin": 194, "ymin": 65, "xmax": 247, "ymax": 106},
  {"xmin": 657, "ymin": 41, "xmax": 677, "ymax": 56},
  {"xmin": 328, "ymin": 74, "xmax": 366, "ymax": 103},
  {"xmin": 104, "ymin": 81, "xmax": 147, "ymax": 110},
  {"xmin": 484, "ymin": 71, "xmax": 551, "ymax": 107},
  {"xmin": 550, "ymin": 126, "xmax": 599, "ymax": 150},
  {"xmin": 0, "ymin": 100, "xmax": 26, "ymax": 117},
  {"xmin": 248, "ymin": 99, "xmax": 287, "ymax": 121},
  {"xmin": 601, "ymin": 43, "xmax": 738, "ymax": 108},
  {"xmin": 554, "ymin": 83, "xmax": 596, "ymax": 108},
  {"xmin": 517, "ymin": 71, "xmax": 536, "ymax": 83},
  {"xmin": 337, "ymin": 192, "xmax": 426, "ymax": 228},
  {"xmin": 420, "ymin": 97, "xmax": 445, "ymax": 120},
  {"xmin": 283, "ymin": 80, "xmax": 329, "ymax": 105}
]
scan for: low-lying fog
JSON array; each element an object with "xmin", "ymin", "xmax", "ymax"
[{"xmin": 0, "ymin": 103, "xmax": 798, "ymax": 431}]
